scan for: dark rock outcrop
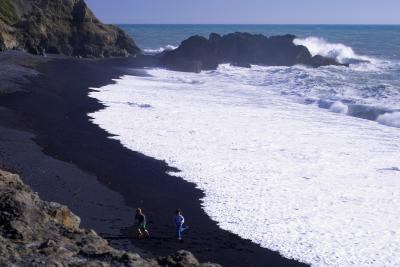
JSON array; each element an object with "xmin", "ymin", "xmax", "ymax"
[
  {"xmin": 0, "ymin": 0, "xmax": 140, "ymax": 57},
  {"xmin": 158, "ymin": 250, "xmax": 219, "ymax": 267},
  {"xmin": 0, "ymin": 170, "xmax": 220, "ymax": 267},
  {"xmin": 159, "ymin": 32, "xmax": 347, "ymax": 72}
]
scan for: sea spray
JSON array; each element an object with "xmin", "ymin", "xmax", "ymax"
[{"xmin": 293, "ymin": 37, "xmax": 372, "ymax": 64}]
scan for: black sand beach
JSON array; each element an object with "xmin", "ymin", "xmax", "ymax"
[{"xmin": 0, "ymin": 56, "xmax": 308, "ymax": 267}]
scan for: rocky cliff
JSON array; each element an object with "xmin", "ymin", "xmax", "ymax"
[
  {"xmin": 0, "ymin": 169, "xmax": 219, "ymax": 267},
  {"xmin": 159, "ymin": 32, "xmax": 347, "ymax": 72},
  {"xmin": 0, "ymin": 0, "xmax": 140, "ymax": 57}
]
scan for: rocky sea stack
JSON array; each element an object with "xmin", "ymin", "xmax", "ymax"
[
  {"xmin": 159, "ymin": 32, "xmax": 347, "ymax": 72},
  {"xmin": 0, "ymin": 169, "xmax": 219, "ymax": 266},
  {"xmin": 0, "ymin": 0, "xmax": 140, "ymax": 57}
]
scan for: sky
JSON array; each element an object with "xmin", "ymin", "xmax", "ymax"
[{"xmin": 85, "ymin": 0, "xmax": 400, "ymax": 24}]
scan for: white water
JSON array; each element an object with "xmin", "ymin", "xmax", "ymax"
[
  {"xmin": 89, "ymin": 66, "xmax": 400, "ymax": 266},
  {"xmin": 329, "ymin": 101, "xmax": 348, "ymax": 114},
  {"xmin": 143, "ymin": 44, "xmax": 178, "ymax": 55},
  {"xmin": 377, "ymin": 112, "xmax": 400, "ymax": 128},
  {"xmin": 294, "ymin": 37, "xmax": 374, "ymax": 64}
]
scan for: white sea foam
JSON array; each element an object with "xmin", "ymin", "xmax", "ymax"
[
  {"xmin": 218, "ymin": 63, "xmax": 400, "ymax": 110},
  {"xmin": 329, "ymin": 101, "xmax": 348, "ymax": 114},
  {"xmin": 294, "ymin": 37, "xmax": 373, "ymax": 64},
  {"xmin": 89, "ymin": 67, "xmax": 400, "ymax": 266},
  {"xmin": 143, "ymin": 44, "xmax": 178, "ymax": 54},
  {"xmin": 377, "ymin": 112, "xmax": 400, "ymax": 128}
]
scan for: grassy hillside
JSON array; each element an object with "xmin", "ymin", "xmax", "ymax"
[{"xmin": 0, "ymin": 0, "xmax": 18, "ymax": 25}]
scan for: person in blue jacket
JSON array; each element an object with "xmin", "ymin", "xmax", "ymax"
[{"xmin": 173, "ymin": 209, "xmax": 188, "ymax": 240}]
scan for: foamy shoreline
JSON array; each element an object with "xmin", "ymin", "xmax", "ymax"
[{"xmin": 90, "ymin": 66, "xmax": 400, "ymax": 266}]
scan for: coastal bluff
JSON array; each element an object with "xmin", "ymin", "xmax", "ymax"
[
  {"xmin": 0, "ymin": 0, "xmax": 140, "ymax": 57},
  {"xmin": 158, "ymin": 33, "xmax": 347, "ymax": 72},
  {"xmin": 0, "ymin": 169, "xmax": 220, "ymax": 267}
]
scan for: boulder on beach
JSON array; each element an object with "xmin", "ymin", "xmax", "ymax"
[
  {"xmin": 159, "ymin": 32, "xmax": 348, "ymax": 72},
  {"xmin": 0, "ymin": 0, "xmax": 140, "ymax": 57}
]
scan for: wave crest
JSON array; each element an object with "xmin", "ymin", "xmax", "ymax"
[
  {"xmin": 293, "ymin": 37, "xmax": 371, "ymax": 64},
  {"xmin": 376, "ymin": 111, "xmax": 400, "ymax": 128},
  {"xmin": 329, "ymin": 101, "xmax": 349, "ymax": 114},
  {"xmin": 143, "ymin": 44, "xmax": 178, "ymax": 55}
]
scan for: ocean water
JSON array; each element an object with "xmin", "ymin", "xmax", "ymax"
[{"xmin": 90, "ymin": 25, "xmax": 400, "ymax": 266}]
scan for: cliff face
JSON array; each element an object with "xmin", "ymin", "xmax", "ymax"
[
  {"xmin": 0, "ymin": 170, "xmax": 219, "ymax": 267},
  {"xmin": 0, "ymin": 0, "xmax": 140, "ymax": 57}
]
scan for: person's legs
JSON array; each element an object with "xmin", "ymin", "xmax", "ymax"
[
  {"xmin": 137, "ymin": 228, "xmax": 143, "ymax": 238},
  {"xmin": 143, "ymin": 226, "xmax": 150, "ymax": 238},
  {"xmin": 176, "ymin": 225, "xmax": 182, "ymax": 239},
  {"xmin": 138, "ymin": 224, "xmax": 149, "ymax": 238}
]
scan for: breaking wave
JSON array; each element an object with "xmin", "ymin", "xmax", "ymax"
[
  {"xmin": 329, "ymin": 101, "xmax": 349, "ymax": 114},
  {"xmin": 294, "ymin": 37, "xmax": 373, "ymax": 64},
  {"xmin": 143, "ymin": 44, "xmax": 178, "ymax": 55},
  {"xmin": 377, "ymin": 111, "xmax": 400, "ymax": 128}
]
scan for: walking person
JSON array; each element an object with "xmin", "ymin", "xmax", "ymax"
[
  {"xmin": 174, "ymin": 209, "xmax": 188, "ymax": 241},
  {"xmin": 135, "ymin": 208, "xmax": 150, "ymax": 238}
]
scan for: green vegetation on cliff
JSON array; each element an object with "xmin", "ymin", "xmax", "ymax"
[{"xmin": 0, "ymin": 0, "xmax": 18, "ymax": 25}]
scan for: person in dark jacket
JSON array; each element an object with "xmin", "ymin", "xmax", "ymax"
[
  {"xmin": 135, "ymin": 208, "xmax": 150, "ymax": 238},
  {"xmin": 173, "ymin": 209, "xmax": 188, "ymax": 240}
]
